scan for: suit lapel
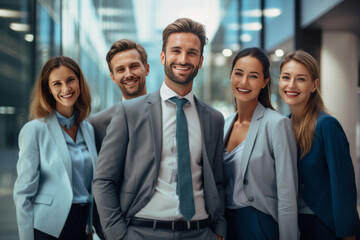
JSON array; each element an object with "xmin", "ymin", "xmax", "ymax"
[
  {"xmin": 147, "ymin": 91, "xmax": 163, "ymax": 172},
  {"xmin": 240, "ymin": 102, "xmax": 265, "ymax": 178},
  {"xmin": 194, "ymin": 97, "xmax": 211, "ymax": 165},
  {"xmin": 46, "ymin": 113, "xmax": 73, "ymax": 184}
]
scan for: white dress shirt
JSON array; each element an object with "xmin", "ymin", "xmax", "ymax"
[{"xmin": 135, "ymin": 82, "xmax": 208, "ymax": 221}]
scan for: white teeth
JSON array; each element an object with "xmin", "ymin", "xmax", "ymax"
[
  {"xmin": 237, "ymin": 88, "xmax": 251, "ymax": 93},
  {"xmin": 62, "ymin": 93, "xmax": 73, "ymax": 98},
  {"xmin": 175, "ymin": 66, "xmax": 190, "ymax": 70},
  {"xmin": 285, "ymin": 91, "xmax": 299, "ymax": 96}
]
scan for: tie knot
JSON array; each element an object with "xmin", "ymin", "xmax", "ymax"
[{"xmin": 170, "ymin": 97, "xmax": 188, "ymax": 109}]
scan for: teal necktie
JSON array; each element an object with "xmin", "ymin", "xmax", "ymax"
[{"xmin": 170, "ymin": 97, "xmax": 195, "ymax": 221}]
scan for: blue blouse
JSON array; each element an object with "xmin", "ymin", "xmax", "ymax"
[
  {"xmin": 223, "ymin": 140, "xmax": 250, "ymax": 209},
  {"xmin": 55, "ymin": 111, "xmax": 93, "ymax": 203}
]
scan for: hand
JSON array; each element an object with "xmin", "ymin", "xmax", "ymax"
[{"xmin": 216, "ymin": 234, "xmax": 224, "ymax": 240}]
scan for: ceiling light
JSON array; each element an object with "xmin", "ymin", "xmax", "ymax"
[
  {"xmin": 0, "ymin": 9, "xmax": 22, "ymax": 18},
  {"xmin": 275, "ymin": 49, "xmax": 284, "ymax": 57},
  {"xmin": 24, "ymin": 34, "xmax": 34, "ymax": 42},
  {"xmin": 241, "ymin": 22, "xmax": 262, "ymax": 31},
  {"xmin": 240, "ymin": 34, "xmax": 252, "ymax": 42},
  {"xmin": 222, "ymin": 49, "xmax": 232, "ymax": 57},
  {"xmin": 9, "ymin": 23, "xmax": 30, "ymax": 32},
  {"xmin": 264, "ymin": 8, "xmax": 281, "ymax": 17}
]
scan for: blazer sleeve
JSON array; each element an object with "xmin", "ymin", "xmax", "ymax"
[
  {"xmin": 13, "ymin": 122, "xmax": 41, "ymax": 240},
  {"xmin": 321, "ymin": 117, "xmax": 358, "ymax": 237},
  {"xmin": 210, "ymin": 114, "xmax": 227, "ymax": 237},
  {"xmin": 92, "ymin": 103, "xmax": 129, "ymax": 240},
  {"xmin": 272, "ymin": 117, "xmax": 298, "ymax": 240}
]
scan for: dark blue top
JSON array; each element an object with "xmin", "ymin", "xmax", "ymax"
[{"xmin": 298, "ymin": 112, "xmax": 359, "ymax": 237}]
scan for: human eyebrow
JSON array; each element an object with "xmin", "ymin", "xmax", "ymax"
[{"xmin": 249, "ymin": 71, "xmax": 260, "ymax": 76}]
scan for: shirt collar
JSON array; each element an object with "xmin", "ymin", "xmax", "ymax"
[
  {"xmin": 55, "ymin": 110, "xmax": 77, "ymax": 129},
  {"xmin": 160, "ymin": 82, "xmax": 195, "ymax": 106}
]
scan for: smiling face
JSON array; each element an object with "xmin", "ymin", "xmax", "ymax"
[
  {"xmin": 161, "ymin": 32, "xmax": 203, "ymax": 95},
  {"xmin": 110, "ymin": 49, "xmax": 149, "ymax": 99},
  {"xmin": 48, "ymin": 65, "xmax": 80, "ymax": 117},
  {"xmin": 279, "ymin": 60, "xmax": 318, "ymax": 112},
  {"xmin": 231, "ymin": 56, "xmax": 268, "ymax": 107}
]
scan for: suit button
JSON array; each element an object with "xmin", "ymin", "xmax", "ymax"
[
  {"xmin": 248, "ymin": 196, "xmax": 254, "ymax": 202},
  {"xmin": 300, "ymin": 184, "xmax": 306, "ymax": 190},
  {"xmin": 243, "ymin": 179, "xmax": 248, "ymax": 185}
]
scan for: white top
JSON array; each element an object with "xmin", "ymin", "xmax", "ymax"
[{"xmin": 135, "ymin": 82, "xmax": 208, "ymax": 221}]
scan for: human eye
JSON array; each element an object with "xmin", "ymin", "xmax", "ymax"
[
  {"xmin": 250, "ymin": 75, "xmax": 258, "ymax": 79},
  {"xmin": 131, "ymin": 63, "xmax": 140, "ymax": 69},
  {"xmin": 234, "ymin": 72, "xmax": 243, "ymax": 76},
  {"xmin": 116, "ymin": 68, "xmax": 124, "ymax": 73},
  {"xmin": 281, "ymin": 75, "xmax": 290, "ymax": 80},
  {"xmin": 296, "ymin": 77, "xmax": 306, "ymax": 82}
]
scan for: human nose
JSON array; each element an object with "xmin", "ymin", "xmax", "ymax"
[
  {"xmin": 288, "ymin": 78, "xmax": 296, "ymax": 89},
  {"xmin": 124, "ymin": 68, "xmax": 133, "ymax": 78},
  {"xmin": 62, "ymin": 83, "xmax": 71, "ymax": 92},
  {"xmin": 178, "ymin": 52, "xmax": 187, "ymax": 64}
]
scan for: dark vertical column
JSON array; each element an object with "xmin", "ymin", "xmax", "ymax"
[
  {"xmin": 30, "ymin": 0, "xmax": 37, "ymax": 86},
  {"xmin": 260, "ymin": 0, "xmax": 265, "ymax": 49},
  {"xmin": 60, "ymin": 0, "xmax": 63, "ymax": 55}
]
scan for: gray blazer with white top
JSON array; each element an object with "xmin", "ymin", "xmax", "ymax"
[{"xmin": 224, "ymin": 102, "xmax": 298, "ymax": 240}]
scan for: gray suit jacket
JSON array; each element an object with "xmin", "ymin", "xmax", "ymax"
[
  {"xmin": 88, "ymin": 103, "xmax": 120, "ymax": 153},
  {"xmin": 224, "ymin": 103, "xmax": 298, "ymax": 240},
  {"xmin": 93, "ymin": 90, "xmax": 226, "ymax": 240}
]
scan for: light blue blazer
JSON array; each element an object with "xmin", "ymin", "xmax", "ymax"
[
  {"xmin": 13, "ymin": 113, "xmax": 97, "ymax": 240},
  {"xmin": 224, "ymin": 103, "xmax": 298, "ymax": 240}
]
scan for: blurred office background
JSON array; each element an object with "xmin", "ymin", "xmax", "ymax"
[{"xmin": 1, "ymin": 0, "xmax": 360, "ymax": 239}]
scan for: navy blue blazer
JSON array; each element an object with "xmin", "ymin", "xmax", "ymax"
[{"xmin": 298, "ymin": 112, "xmax": 359, "ymax": 237}]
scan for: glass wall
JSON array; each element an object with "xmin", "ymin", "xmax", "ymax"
[{"xmin": 0, "ymin": 0, "xmax": 33, "ymax": 150}]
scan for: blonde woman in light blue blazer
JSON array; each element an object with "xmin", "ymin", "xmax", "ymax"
[
  {"xmin": 13, "ymin": 56, "xmax": 97, "ymax": 240},
  {"xmin": 224, "ymin": 48, "xmax": 298, "ymax": 240}
]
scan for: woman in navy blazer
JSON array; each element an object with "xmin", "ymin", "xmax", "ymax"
[
  {"xmin": 224, "ymin": 47, "xmax": 298, "ymax": 240},
  {"xmin": 279, "ymin": 50, "xmax": 360, "ymax": 240},
  {"xmin": 13, "ymin": 56, "xmax": 97, "ymax": 240}
]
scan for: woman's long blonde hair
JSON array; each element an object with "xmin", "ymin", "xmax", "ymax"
[
  {"xmin": 280, "ymin": 50, "xmax": 326, "ymax": 158},
  {"xmin": 29, "ymin": 56, "xmax": 91, "ymax": 122}
]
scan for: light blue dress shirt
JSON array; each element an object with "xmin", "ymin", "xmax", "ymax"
[
  {"xmin": 224, "ymin": 140, "xmax": 250, "ymax": 209},
  {"xmin": 55, "ymin": 111, "xmax": 93, "ymax": 203}
]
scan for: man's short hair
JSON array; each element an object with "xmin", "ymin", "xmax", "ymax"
[
  {"xmin": 162, "ymin": 18, "xmax": 208, "ymax": 56},
  {"xmin": 106, "ymin": 39, "xmax": 147, "ymax": 72}
]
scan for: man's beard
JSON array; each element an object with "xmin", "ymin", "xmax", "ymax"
[{"xmin": 164, "ymin": 59, "xmax": 200, "ymax": 85}]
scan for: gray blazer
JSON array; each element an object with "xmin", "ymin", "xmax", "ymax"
[
  {"xmin": 13, "ymin": 113, "xmax": 97, "ymax": 240},
  {"xmin": 224, "ymin": 103, "xmax": 298, "ymax": 240},
  {"xmin": 93, "ymin": 90, "xmax": 226, "ymax": 240},
  {"xmin": 88, "ymin": 103, "xmax": 120, "ymax": 153}
]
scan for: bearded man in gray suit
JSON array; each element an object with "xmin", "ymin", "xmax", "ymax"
[
  {"xmin": 89, "ymin": 39, "xmax": 149, "ymax": 153},
  {"xmin": 93, "ymin": 18, "xmax": 226, "ymax": 240},
  {"xmin": 89, "ymin": 39, "xmax": 149, "ymax": 239}
]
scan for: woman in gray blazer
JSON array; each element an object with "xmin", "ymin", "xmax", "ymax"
[
  {"xmin": 224, "ymin": 47, "xmax": 298, "ymax": 240},
  {"xmin": 13, "ymin": 56, "xmax": 97, "ymax": 240}
]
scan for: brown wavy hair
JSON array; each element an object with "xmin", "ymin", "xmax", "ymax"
[
  {"xmin": 280, "ymin": 50, "xmax": 326, "ymax": 158},
  {"xmin": 29, "ymin": 56, "xmax": 91, "ymax": 122}
]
